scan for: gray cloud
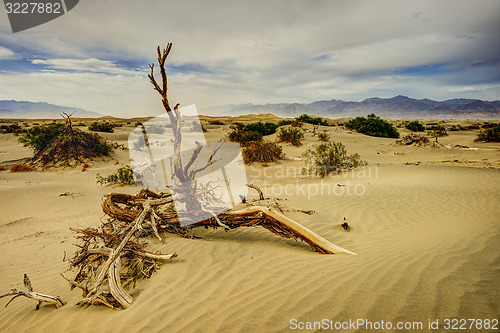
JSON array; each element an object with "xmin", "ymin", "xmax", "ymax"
[{"xmin": 0, "ymin": 0, "xmax": 499, "ymax": 116}]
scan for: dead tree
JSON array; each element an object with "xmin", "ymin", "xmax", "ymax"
[
  {"xmin": 60, "ymin": 44, "xmax": 355, "ymax": 310},
  {"xmin": 144, "ymin": 43, "xmax": 355, "ymax": 255}
]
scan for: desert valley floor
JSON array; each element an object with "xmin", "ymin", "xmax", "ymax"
[{"xmin": 0, "ymin": 115, "xmax": 499, "ymax": 332}]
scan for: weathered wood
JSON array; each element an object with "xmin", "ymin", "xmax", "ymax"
[
  {"xmin": 0, "ymin": 274, "xmax": 64, "ymax": 310},
  {"xmin": 246, "ymin": 183, "xmax": 265, "ymax": 200}
]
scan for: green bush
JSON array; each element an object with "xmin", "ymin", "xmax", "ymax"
[
  {"xmin": 475, "ymin": 125, "xmax": 500, "ymax": 142},
  {"xmin": 227, "ymin": 130, "xmax": 262, "ymax": 145},
  {"xmin": 143, "ymin": 123, "xmax": 170, "ymax": 134},
  {"xmin": 244, "ymin": 121, "xmax": 278, "ymax": 135},
  {"xmin": 302, "ymin": 142, "xmax": 366, "ymax": 177},
  {"xmin": 427, "ymin": 126, "xmax": 448, "ymax": 143},
  {"xmin": 18, "ymin": 122, "xmax": 65, "ymax": 154},
  {"xmin": 317, "ymin": 131, "xmax": 330, "ymax": 142},
  {"xmin": 96, "ymin": 165, "xmax": 135, "ymax": 185},
  {"xmin": 242, "ymin": 140, "xmax": 284, "ymax": 164},
  {"xmin": 0, "ymin": 123, "xmax": 26, "ymax": 135},
  {"xmin": 405, "ymin": 121, "xmax": 425, "ymax": 132},
  {"xmin": 19, "ymin": 123, "xmax": 112, "ymax": 166},
  {"xmin": 277, "ymin": 119, "xmax": 294, "ymax": 126},
  {"xmin": 481, "ymin": 122, "xmax": 497, "ymax": 129},
  {"xmin": 344, "ymin": 114, "xmax": 399, "ymax": 138},
  {"xmin": 295, "ymin": 114, "xmax": 328, "ymax": 126},
  {"xmin": 208, "ymin": 120, "xmax": 225, "ymax": 125},
  {"xmin": 277, "ymin": 127, "xmax": 304, "ymax": 146},
  {"xmin": 88, "ymin": 121, "xmax": 114, "ymax": 133}
]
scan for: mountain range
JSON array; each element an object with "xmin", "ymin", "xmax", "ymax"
[
  {"xmin": 206, "ymin": 95, "xmax": 500, "ymax": 119},
  {"xmin": 0, "ymin": 100, "xmax": 101, "ymax": 119},
  {"xmin": 1, "ymin": 96, "xmax": 499, "ymax": 119}
]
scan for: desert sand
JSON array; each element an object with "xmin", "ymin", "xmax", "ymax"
[{"xmin": 0, "ymin": 116, "xmax": 499, "ymax": 332}]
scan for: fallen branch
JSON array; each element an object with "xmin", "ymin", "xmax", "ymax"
[
  {"xmin": 246, "ymin": 183, "xmax": 265, "ymax": 200},
  {"xmin": 0, "ymin": 274, "xmax": 64, "ymax": 310}
]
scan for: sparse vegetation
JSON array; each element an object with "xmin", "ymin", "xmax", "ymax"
[
  {"xmin": 143, "ymin": 122, "xmax": 170, "ymax": 134},
  {"xmin": 296, "ymin": 114, "xmax": 329, "ymax": 126},
  {"xmin": 302, "ymin": 142, "xmax": 366, "ymax": 177},
  {"xmin": 0, "ymin": 123, "xmax": 25, "ymax": 135},
  {"xmin": 427, "ymin": 126, "xmax": 448, "ymax": 143},
  {"xmin": 0, "ymin": 165, "xmax": 6, "ymax": 171},
  {"xmin": 475, "ymin": 125, "xmax": 500, "ymax": 142},
  {"xmin": 19, "ymin": 120, "xmax": 112, "ymax": 167},
  {"xmin": 244, "ymin": 121, "xmax": 278, "ymax": 136},
  {"xmin": 317, "ymin": 131, "xmax": 330, "ymax": 142},
  {"xmin": 96, "ymin": 165, "xmax": 135, "ymax": 185},
  {"xmin": 405, "ymin": 121, "xmax": 425, "ymax": 132},
  {"xmin": 228, "ymin": 129, "xmax": 262, "ymax": 145},
  {"xmin": 395, "ymin": 133, "xmax": 431, "ymax": 146},
  {"xmin": 344, "ymin": 114, "xmax": 399, "ymax": 138},
  {"xmin": 277, "ymin": 127, "xmax": 304, "ymax": 146},
  {"xmin": 277, "ymin": 119, "xmax": 294, "ymax": 126},
  {"xmin": 242, "ymin": 140, "xmax": 284, "ymax": 164},
  {"xmin": 227, "ymin": 121, "xmax": 277, "ymax": 145},
  {"xmin": 88, "ymin": 121, "xmax": 115, "ymax": 133},
  {"xmin": 208, "ymin": 119, "xmax": 225, "ymax": 125}
]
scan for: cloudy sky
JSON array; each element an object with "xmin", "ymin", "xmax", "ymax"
[{"xmin": 1, "ymin": 0, "xmax": 499, "ymax": 117}]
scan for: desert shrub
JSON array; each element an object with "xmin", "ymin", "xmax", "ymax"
[
  {"xmin": 96, "ymin": 165, "xmax": 135, "ymax": 185},
  {"xmin": 208, "ymin": 120, "xmax": 225, "ymax": 125},
  {"xmin": 405, "ymin": 121, "xmax": 425, "ymax": 132},
  {"xmin": 395, "ymin": 134, "xmax": 431, "ymax": 146},
  {"xmin": 344, "ymin": 114, "xmax": 399, "ymax": 138},
  {"xmin": 481, "ymin": 122, "xmax": 497, "ymax": 129},
  {"xmin": 191, "ymin": 120, "xmax": 207, "ymax": 132},
  {"xmin": 18, "ymin": 122, "xmax": 65, "ymax": 154},
  {"xmin": 227, "ymin": 130, "xmax": 262, "ymax": 145},
  {"xmin": 75, "ymin": 122, "xmax": 86, "ymax": 127},
  {"xmin": 296, "ymin": 114, "xmax": 328, "ymax": 126},
  {"xmin": 302, "ymin": 142, "xmax": 366, "ymax": 177},
  {"xmin": 19, "ymin": 123, "xmax": 112, "ymax": 166},
  {"xmin": 448, "ymin": 125, "xmax": 461, "ymax": 131},
  {"xmin": 475, "ymin": 125, "xmax": 500, "ymax": 142},
  {"xmin": 143, "ymin": 123, "xmax": 170, "ymax": 134},
  {"xmin": 291, "ymin": 120, "xmax": 303, "ymax": 128},
  {"xmin": 10, "ymin": 164, "xmax": 33, "ymax": 172},
  {"xmin": 464, "ymin": 124, "xmax": 480, "ymax": 130},
  {"xmin": 0, "ymin": 165, "xmax": 6, "ymax": 171},
  {"xmin": 317, "ymin": 131, "xmax": 330, "ymax": 142},
  {"xmin": 0, "ymin": 123, "xmax": 25, "ymax": 135},
  {"xmin": 242, "ymin": 140, "xmax": 284, "ymax": 164},
  {"xmin": 427, "ymin": 126, "xmax": 448, "ymax": 143},
  {"xmin": 82, "ymin": 163, "xmax": 89, "ymax": 171},
  {"xmin": 231, "ymin": 122, "xmax": 244, "ymax": 130},
  {"xmin": 277, "ymin": 127, "xmax": 304, "ymax": 146},
  {"xmin": 244, "ymin": 121, "xmax": 278, "ymax": 136},
  {"xmin": 277, "ymin": 119, "xmax": 294, "ymax": 126},
  {"xmin": 88, "ymin": 121, "xmax": 114, "ymax": 133}
]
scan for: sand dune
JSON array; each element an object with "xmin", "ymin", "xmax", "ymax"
[{"xmin": 0, "ymin": 118, "xmax": 499, "ymax": 332}]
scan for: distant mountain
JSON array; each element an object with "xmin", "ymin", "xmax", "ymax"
[
  {"xmin": 0, "ymin": 100, "xmax": 102, "ymax": 119},
  {"xmin": 205, "ymin": 96, "xmax": 500, "ymax": 119}
]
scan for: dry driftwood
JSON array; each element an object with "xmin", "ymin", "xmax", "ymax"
[
  {"xmin": 0, "ymin": 274, "xmax": 64, "ymax": 310},
  {"xmin": 101, "ymin": 189, "xmax": 355, "ymax": 255}
]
